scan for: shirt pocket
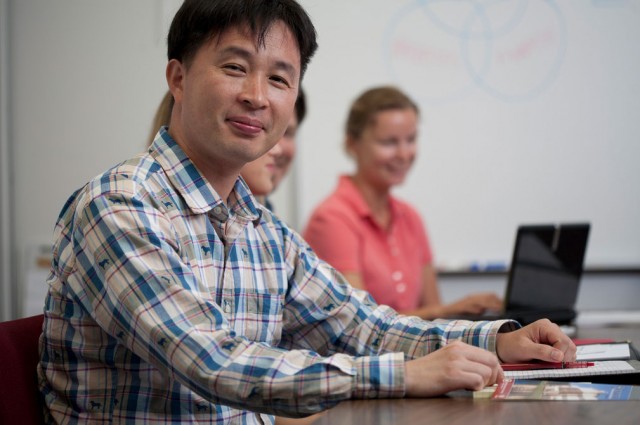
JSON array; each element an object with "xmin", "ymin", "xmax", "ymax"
[{"xmin": 228, "ymin": 290, "xmax": 285, "ymax": 344}]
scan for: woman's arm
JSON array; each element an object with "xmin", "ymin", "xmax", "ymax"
[{"xmin": 415, "ymin": 264, "xmax": 502, "ymax": 319}]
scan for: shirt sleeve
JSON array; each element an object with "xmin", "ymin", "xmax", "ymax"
[
  {"xmin": 69, "ymin": 188, "xmax": 408, "ymax": 417},
  {"xmin": 279, "ymin": 222, "xmax": 520, "ymax": 389},
  {"xmin": 70, "ymin": 186, "xmax": 518, "ymax": 417}
]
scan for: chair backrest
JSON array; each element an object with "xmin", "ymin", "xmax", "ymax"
[{"xmin": 0, "ymin": 314, "xmax": 46, "ymax": 425}]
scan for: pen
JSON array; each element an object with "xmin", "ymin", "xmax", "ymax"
[{"xmin": 501, "ymin": 361, "xmax": 594, "ymax": 371}]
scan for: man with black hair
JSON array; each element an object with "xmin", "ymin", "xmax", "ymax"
[{"xmin": 39, "ymin": 1, "xmax": 575, "ymax": 423}]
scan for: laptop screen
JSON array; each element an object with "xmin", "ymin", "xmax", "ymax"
[{"xmin": 505, "ymin": 223, "xmax": 590, "ymax": 313}]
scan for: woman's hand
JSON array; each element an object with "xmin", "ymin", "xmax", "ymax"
[{"xmin": 444, "ymin": 293, "xmax": 503, "ymax": 315}]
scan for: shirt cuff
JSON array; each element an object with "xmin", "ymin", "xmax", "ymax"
[
  {"xmin": 482, "ymin": 319, "xmax": 521, "ymax": 354},
  {"xmin": 351, "ymin": 352, "xmax": 406, "ymax": 399}
]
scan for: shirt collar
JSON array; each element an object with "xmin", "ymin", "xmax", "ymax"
[
  {"xmin": 149, "ymin": 127, "xmax": 261, "ymax": 222},
  {"xmin": 335, "ymin": 175, "xmax": 403, "ymax": 221}
]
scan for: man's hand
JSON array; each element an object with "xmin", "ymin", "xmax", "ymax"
[
  {"xmin": 404, "ymin": 341, "xmax": 503, "ymax": 397},
  {"xmin": 495, "ymin": 319, "xmax": 577, "ymax": 364}
]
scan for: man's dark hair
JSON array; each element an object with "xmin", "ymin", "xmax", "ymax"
[
  {"xmin": 294, "ymin": 87, "xmax": 306, "ymax": 124},
  {"xmin": 168, "ymin": 0, "xmax": 318, "ymax": 78}
]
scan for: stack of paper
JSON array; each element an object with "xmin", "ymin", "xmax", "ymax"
[{"xmin": 504, "ymin": 361, "xmax": 638, "ymax": 380}]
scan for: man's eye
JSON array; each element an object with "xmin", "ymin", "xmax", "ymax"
[
  {"xmin": 270, "ymin": 75, "xmax": 290, "ymax": 87},
  {"xmin": 223, "ymin": 64, "xmax": 244, "ymax": 73}
]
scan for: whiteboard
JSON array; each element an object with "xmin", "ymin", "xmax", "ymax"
[{"xmin": 296, "ymin": 0, "xmax": 640, "ymax": 268}]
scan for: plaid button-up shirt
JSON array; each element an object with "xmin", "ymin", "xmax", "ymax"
[{"xmin": 38, "ymin": 128, "xmax": 515, "ymax": 424}]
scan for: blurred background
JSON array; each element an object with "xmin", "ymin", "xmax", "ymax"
[{"xmin": 1, "ymin": 0, "xmax": 639, "ymax": 320}]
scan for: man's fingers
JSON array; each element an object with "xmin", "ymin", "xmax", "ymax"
[
  {"xmin": 496, "ymin": 319, "xmax": 578, "ymax": 364},
  {"xmin": 446, "ymin": 343, "xmax": 503, "ymax": 389},
  {"xmin": 552, "ymin": 339, "xmax": 577, "ymax": 362},
  {"xmin": 405, "ymin": 341, "xmax": 507, "ymax": 397},
  {"xmin": 523, "ymin": 340, "xmax": 566, "ymax": 363},
  {"xmin": 458, "ymin": 363, "xmax": 503, "ymax": 391},
  {"xmin": 538, "ymin": 320, "xmax": 578, "ymax": 362},
  {"xmin": 450, "ymin": 342, "xmax": 501, "ymax": 367}
]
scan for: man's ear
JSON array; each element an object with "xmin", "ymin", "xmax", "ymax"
[{"xmin": 166, "ymin": 59, "xmax": 185, "ymax": 104}]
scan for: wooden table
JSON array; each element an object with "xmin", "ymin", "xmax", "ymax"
[{"xmin": 310, "ymin": 324, "xmax": 640, "ymax": 425}]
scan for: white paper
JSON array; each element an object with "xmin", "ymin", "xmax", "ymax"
[{"xmin": 577, "ymin": 343, "xmax": 631, "ymax": 361}]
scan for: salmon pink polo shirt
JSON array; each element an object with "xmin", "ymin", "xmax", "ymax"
[{"xmin": 304, "ymin": 176, "xmax": 433, "ymax": 312}]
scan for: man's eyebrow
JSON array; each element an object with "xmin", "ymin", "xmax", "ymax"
[
  {"xmin": 273, "ymin": 59, "xmax": 298, "ymax": 81},
  {"xmin": 219, "ymin": 45, "xmax": 253, "ymax": 60},
  {"xmin": 219, "ymin": 45, "xmax": 299, "ymax": 79}
]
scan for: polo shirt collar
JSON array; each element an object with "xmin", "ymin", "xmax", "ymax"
[{"xmin": 335, "ymin": 175, "xmax": 403, "ymax": 222}]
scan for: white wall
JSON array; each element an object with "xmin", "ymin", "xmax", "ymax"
[
  {"xmin": 8, "ymin": 0, "xmax": 166, "ymax": 318},
  {"xmin": 4, "ymin": 0, "xmax": 640, "ymax": 318},
  {"xmin": 297, "ymin": 0, "xmax": 640, "ymax": 269},
  {"xmin": 439, "ymin": 273, "xmax": 640, "ymax": 314}
]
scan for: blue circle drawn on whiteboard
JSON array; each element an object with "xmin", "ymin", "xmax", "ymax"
[{"xmin": 382, "ymin": 0, "xmax": 567, "ymax": 104}]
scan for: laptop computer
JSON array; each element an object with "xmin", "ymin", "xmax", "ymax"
[{"xmin": 449, "ymin": 223, "xmax": 590, "ymax": 325}]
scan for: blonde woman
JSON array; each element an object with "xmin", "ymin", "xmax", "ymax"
[{"xmin": 304, "ymin": 86, "xmax": 502, "ymax": 320}]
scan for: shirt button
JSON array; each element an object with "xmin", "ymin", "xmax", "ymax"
[
  {"xmin": 224, "ymin": 302, "xmax": 232, "ymax": 313},
  {"xmin": 213, "ymin": 206, "xmax": 222, "ymax": 214},
  {"xmin": 396, "ymin": 282, "xmax": 407, "ymax": 293},
  {"xmin": 392, "ymin": 271, "xmax": 403, "ymax": 281}
]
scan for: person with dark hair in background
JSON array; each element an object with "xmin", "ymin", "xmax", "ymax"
[
  {"xmin": 304, "ymin": 86, "xmax": 502, "ymax": 320},
  {"xmin": 39, "ymin": 1, "xmax": 575, "ymax": 423},
  {"xmin": 272, "ymin": 88, "xmax": 306, "ymax": 190}
]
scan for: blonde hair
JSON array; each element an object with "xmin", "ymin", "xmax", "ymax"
[
  {"xmin": 345, "ymin": 86, "xmax": 419, "ymax": 146},
  {"xmin": 147, "ymin": 91, "xmax": 174, "ymax": 147}
]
